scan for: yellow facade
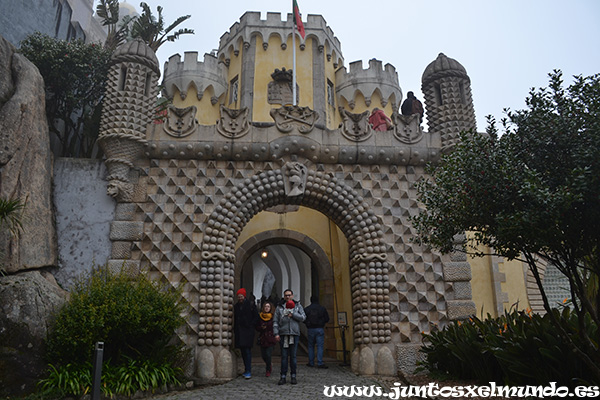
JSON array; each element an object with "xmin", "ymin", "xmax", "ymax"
[
  {"xmin": 170, "ymin": 85, "xmax": 222, "ymax": 126},
  {"xmin": 252, "ymin": 34, "xmax": 314, "ymax": 121},
  {"xmin": 469, "ymin": 239, "xmax": 530, "ymax": 318}
]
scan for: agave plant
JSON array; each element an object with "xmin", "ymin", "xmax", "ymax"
[{"xmin": 0, "ymin": 197, "xmax": 26, "ymax": 236}]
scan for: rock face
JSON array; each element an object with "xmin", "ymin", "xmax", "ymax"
[
  {"xmin": 0, "ymin": 270, "xmax": 67, "ymax": 396},
  {"xmin": 0, "ymin": 34, "xmax": 62, "ymax": 396},
  {"xmin": 0, "ymin": 34, "xmax": 57, "ymax": 273}
]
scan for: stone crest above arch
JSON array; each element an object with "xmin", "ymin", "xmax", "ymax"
[{"xmin": 199, "ymin": 162, "xmax": 391, "ymax": 350}]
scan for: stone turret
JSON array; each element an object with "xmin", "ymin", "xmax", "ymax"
[
  {"xmin": 422, "ymin": 53, "xmax": 476, "ymax": 150},
  {"xmin": 98, "ymin": 39, "xmax": 160, "ymax": 202},
  {"xmin": 335, "ymin": 58, "xmax": 402, "ymax": 111},
  {"xmin": 217, "ymin": 12, "xmax": 343, "ymax": 66}
]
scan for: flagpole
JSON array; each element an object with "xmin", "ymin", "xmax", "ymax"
[{"xmin": 292, "ymin": 1, "xmax": 297, "ymax": 106}]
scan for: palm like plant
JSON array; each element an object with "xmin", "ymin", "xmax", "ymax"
[
  {"xmin": 131, "ymin": 2, "xmax": 194, "ymax": 51},
  {"xmin": 96, "ymin": 0, "xmax": 135, "ymax": 50}
]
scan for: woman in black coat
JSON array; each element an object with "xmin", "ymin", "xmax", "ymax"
[{"xmin": 234, "ymin": 288, "xmax": 258, "ymax": 379}]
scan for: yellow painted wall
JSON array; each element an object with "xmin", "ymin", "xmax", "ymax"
[
  {"xmin": 170, "ymin": 86, "xmax": 222, "ymax": 126},
  {"xmin": 253, "ymin": 34, "xmax": 314, "ymax": 122},
  {"xmin": 338, "ymin": 92, "xmax": 394, "ymax": 123},
  {"xmin": 236, "ymin": 206, "xmax": 353, "ymax": 359},
  {"xmin": 499, "ymin": 258, "xmax": 530, "ymax": 311},
  {"xmin": 468, "ymin": 253, "xmax": 496, "ymax": 318},
  {"xmin": 469, "ymin": 239, "xmax": 531, "ymax": 318}
]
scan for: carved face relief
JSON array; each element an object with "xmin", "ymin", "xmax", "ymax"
[
  {"xmin": 283, "ymin": 162, "xmax": 308, "ymax": 198},
  {"xmin": 107, "ymin": 180, "xmax": 134, "ymax": 202}
]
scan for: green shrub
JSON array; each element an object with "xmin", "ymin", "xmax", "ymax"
[
  {"xmin": 46, "ymin": 265, "xmax": 185, "ymax": 366},
  {"xmin": 419, "ymin": 307, "xmax": 597, "ymax": 386},
  {"xmin": 39, "ymin": 264, "xmax": 187, "ymax": 397}
]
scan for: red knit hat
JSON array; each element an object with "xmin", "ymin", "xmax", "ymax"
[
  {"xmin": 237, "ymin": 288, "xmax": 246, "ymax": 297},
  {"xmin": 286, "ymin": 300, "xmax": 295, "ymax": 309}
]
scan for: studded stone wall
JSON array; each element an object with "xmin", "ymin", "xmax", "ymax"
[{"xmin": 129, "ymin": 158, "xmax": 464, "ymax": 357}]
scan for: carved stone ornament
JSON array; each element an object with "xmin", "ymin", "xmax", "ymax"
[
  {"xmin": 339, "ymin": 107, "xmax": 373, "ymax": 142},
  {"xmin": 163, "ymin": 105, "xmax": 198, "ymax": 138},
  {"xmin": 216, "ymin": 105, "xmax": 250, "ymax": 138},
  {"xmin": 393, "ymin": 113, "xmax": 424, "ymax": 144},
  {"xmin": 270, "ymin": 105, "xmax": 319, "ymax": 134},
  {"xmin": 98, "ymin": 133, "xmax": 146, "ymax": 202},
  {"xmin": 107, "ymin": 179, "xmax": 135, "ymax": 202},
  {"xmin": 267, "ymin": 68, "xmax": 299, "ymax": 105},
  {"xmin": 283, "ymin": 162, "xmax": 308, "ymax": 198}
]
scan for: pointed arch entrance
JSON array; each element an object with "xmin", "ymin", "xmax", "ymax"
[{"xmin": 197, "ymin": 162, "xmax": 391, "ymax": 377}]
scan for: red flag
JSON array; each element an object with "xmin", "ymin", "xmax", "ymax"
[{"xmin": 293, "ymin": 0, "xmax": 305, "ymax": 39}]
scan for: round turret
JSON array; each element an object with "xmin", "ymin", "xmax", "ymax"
[
  {"xmin": 98, "ymin": 39, "xmax": 160, "ymax": 201},
  {"xmin": 421, "ymin": 53, "xmax": 476, "ymax": 150},
  {"xmin": 162, "ymin": 52, "xmax": 228, "ymax": 102},
  {"xmin": 335, "ymin": 59, "xmax": 402, "ymax": 112},
  {"xmin": 101, "ymin": 39, "xmax": 160, "ymax": 138}
]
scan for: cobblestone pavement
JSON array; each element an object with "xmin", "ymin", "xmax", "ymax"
[{"xmin": 149, "ymin": 358, "xmax": 408, "ymax": 400}]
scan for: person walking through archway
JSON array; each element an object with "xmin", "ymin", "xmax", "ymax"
[
  {"xmin": 234, "ymin": 288, "xmax": 258, "ymax": 379},
  {"xmin": 273, "ymin": 289, "xmax": 306, "ymax": 385},
  {"xmin": 256, "ymin": 301, "xmax": 277, "ymax": 377},
  {"xmin": 304, "ymin": 295, "xmax": 330, "ymax": 368}
]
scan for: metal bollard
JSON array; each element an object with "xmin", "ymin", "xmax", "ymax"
[
  {"xmin": 340, "ymin": 326, "xmax": 349, "ymax": 366},
  {"xmin": 91, "ymin": 342, "xmax": 104, "ymax": 400}
]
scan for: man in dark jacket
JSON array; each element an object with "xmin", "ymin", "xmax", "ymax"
[
  {"xmin": 234, "ymin": 288, "xmax": 258, "ymax": 379},
  {"xmin": 304, "ymin": 295, "xmax": 330, "ymax": 368},
  {"xmin": 401, "ymin": 91, "xmax": 424, "ymax": 123}
]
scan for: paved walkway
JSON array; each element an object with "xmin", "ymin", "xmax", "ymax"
[{"xmin": 150, "ymin": 358, "xmax": 406, "ymax": 400}]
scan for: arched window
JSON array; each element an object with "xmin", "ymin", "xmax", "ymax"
[{"xmin": 118, "ymin": 66, "xmax": 128, "ymax": 91}]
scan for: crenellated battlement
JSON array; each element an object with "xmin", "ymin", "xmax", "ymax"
[
  {"xmin": 162, "ymin": 51, "xmax": 228, "ymax": 101},
  {"xmin": 218, "ymin": 11, "xmax": 343, "ymax": 65},
  {"xmin": 335, "ymin": 58, "xmax": 402, "ymax": 110}
]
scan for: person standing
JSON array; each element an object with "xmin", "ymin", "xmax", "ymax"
[
  {"xmin": 401, "ymin": 91, "xmax": 424, "ymax": 123},
  {"xmin": 273, "ymin": 289, "xmax": 306, "ymax": 385},
  {"xmin": 234, "ymin": 288, "xmax": 258, "ymax": 379},
  {"xmin": 368, "ymin": 107, "xmax": 393, "ymax": 131},
  {"xmin": 255, "ymin": 301, "xmax": 277, "ymax": 377},
  {"xmin": 304, "ymin": 295, "xmax": 330, "ymax": 368}
]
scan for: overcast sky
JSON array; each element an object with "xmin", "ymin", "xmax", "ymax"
[{"xmin": 115, "ymin": 0, "xmax": 600, "ymax": 131}]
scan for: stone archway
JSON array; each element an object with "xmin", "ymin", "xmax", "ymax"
[
  {"xmin": 197, "ymin": 162, "xmax": 391, "ymax": 377},
  {"xmin": 234, "ymin": 229, "xmax": 334, "ymax": 297}
]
